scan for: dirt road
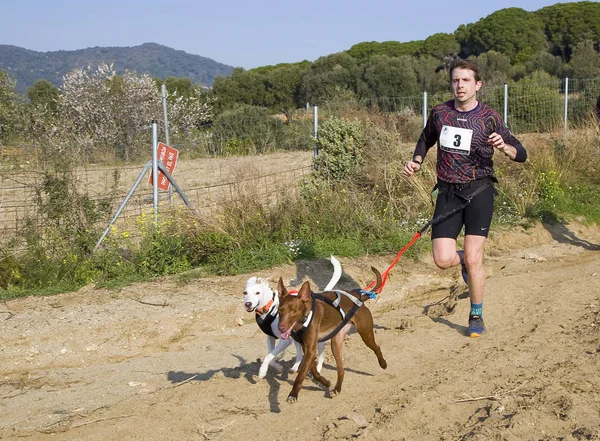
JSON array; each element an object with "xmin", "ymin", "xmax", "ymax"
[{"xmin": 1, "ymin": 221, "xmax": 599, "ymax": 440}]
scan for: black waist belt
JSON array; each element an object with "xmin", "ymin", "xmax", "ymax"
[
  {"xmin": 435, "ymin": 176, "xmax": 497, "ymax": 203},
  {"xmin": 437, "ymin": 175, "xmax": 496, "ymax": 192},
  {"xmin": 419, "ymin": 176, "xmax": 497, "ymax": 234}
]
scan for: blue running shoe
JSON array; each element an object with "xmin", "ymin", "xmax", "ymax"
[
  {"xmin": 457, "ymin": 250, "xmax": 468, "ymax": 284},
  {"xmin": 468, "ymin": 316, "xmax": 486, "ymax": 338}
]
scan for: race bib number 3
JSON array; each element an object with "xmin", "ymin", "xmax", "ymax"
[{"xmin": 440, "ymin": 125, "xmax": 473, "ymax": 155}]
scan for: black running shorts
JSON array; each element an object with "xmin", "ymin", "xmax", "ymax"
[{"xmin": 431, "ymin": 184, "xmax": 495, "ymax": 239}]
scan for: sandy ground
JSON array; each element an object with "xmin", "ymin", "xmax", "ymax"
[{"xmin": 1, "ymin": 220, "xmax": 599, "ymax": 440}]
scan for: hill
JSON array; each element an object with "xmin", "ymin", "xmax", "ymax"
[{"xmin": 0, "ymin": 42, "xmax": 234, "ymax": 94}]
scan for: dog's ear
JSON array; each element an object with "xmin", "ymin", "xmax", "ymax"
[
  {"xmin": 261, "ymin": 277, "xmax": 272, "ymax": 287},
  {"xmin": 277, "ymin": 277, "xmax": 288, "ymax": 298},
  {"xmin": 244, "ymin": 276, "xmax": 257, "ymax": 292},
  {"xmin": 298, "ymin": 281, "xmax": 312, "ymax": 301}
]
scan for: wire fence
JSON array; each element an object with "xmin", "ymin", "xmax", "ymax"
[
  {"xmin": 338, "ymin": 77, "xmax": 600, "ymax": 134},
  {"xmin": 0, "ymin": 154, "xmax": 313, "ymax": 241},
  {"xmin": 1, "ymin": 76, "xmax": 599, "ymax": 246}
]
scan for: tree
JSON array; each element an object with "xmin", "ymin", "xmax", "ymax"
[
  {"xmin": 347, "ymin": 42, "xmax": 385, "ymax": 61},
  {"xmin": 413, "ymin": 56, "xmax": 449, "ymax": 94},
  {"xmin": 27, "ymin": 80, "xmax": 59, "ymax": 113},
  {"xmin": 460, "ymin": 8, "xmax": 546, "ymax": 62},
  {"xmin": 526, "ymin": 51, "xmax": 564, "ymax": 76},
  {"xmin": 151, "ymin": 76, "xmax": 214, "ymax": 135},
  {"xmin": 347, "ymin": 40, "xmax": 423, "ymax": 60},
  {"xmin": 211, "ymin": 70, "xmax": 243, "ymax": 112},
  {"xmin": 165, "ymin": 85, "xmax": 214, "ymax": 137},
  {"xmin": 164, "ymin": 77, "xmax": 195, "ymax": 98},
  {"xmin": 359, "ymin": 55, "xmax": 420, "ymax": 99},
  {"xmin": 211, "ymin": 62, "xmax": 308, "ymax": 113},
  {"xmin": 421, "ymin": 33, "xmax": 460, "ymax": 60},
  {"xmin": 211, "ymin": 68, "xmax": 269, "ymax": 112},
  {"xmin": 264, "ymin": 64, "xmax": 305, "ymax": 112},
  {"xmin": 299, "ymin": 53, "xmax": 361, "ymax": 104},
  {"xmin": 474, "ymin": 51, "xmax": 513, "ymax": 85},
  {"xmin": 0, "ymin": 70, "xmax": 22, "ymax": 145},
  {"xmin": 381, "ymin": 41, "xmax": 423, "ymax": 58},
  {"xmin": 569, "ymin": 39, "xmax": 600, "ymax": 79},
  {"xmin": 537, "ymin": 1, "xmax": 600, "ymax": 62},
  {"xmin": 55, "ymin": 63, "xmax": 162, "ymax": 160}
]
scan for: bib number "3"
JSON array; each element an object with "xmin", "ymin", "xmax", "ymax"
[{"xmin": 440, "ymin": 125, "xmax": 473, "ymax": 155}]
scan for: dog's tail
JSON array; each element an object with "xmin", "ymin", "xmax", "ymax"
[
  {"xmin": 324, "ymin": 255, "xmax": 342, "ymax": 291},
  {"xmin": 359, "ymin": 266, "xmax": 383, "ymax": 301}
]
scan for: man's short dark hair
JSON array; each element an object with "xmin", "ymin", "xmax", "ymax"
[{"xmin": 450, "ymin": 58, "xmax": 481, "ymax": 82}]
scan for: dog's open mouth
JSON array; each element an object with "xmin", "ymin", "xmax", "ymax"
[{"xmin": 279, "ymin": 322, "xmax": 297, "ymax": 340}]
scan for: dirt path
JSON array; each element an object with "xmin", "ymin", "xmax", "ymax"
[{"xmin": 1, "ymin": 222, "xmax": 599, "ymax": 440}]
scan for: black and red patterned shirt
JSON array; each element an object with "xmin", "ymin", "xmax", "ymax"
[{"xmin": 414, "ymin": 100, "xmax": 526, "ymax": 183}]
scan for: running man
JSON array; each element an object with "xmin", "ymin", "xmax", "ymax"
[{"xmin": 403, "ymin": 58, "xmax": 527, "ymax": 337}]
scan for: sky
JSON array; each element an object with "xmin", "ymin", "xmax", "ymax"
[{"xmin": 0, "ymin": 0, "xmax": 589, "ymax": 70}]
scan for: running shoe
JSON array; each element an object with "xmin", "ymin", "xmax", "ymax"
[
  {"xmin": 468, "ymin": 315, "xmax": 486, "ymax": 338},
  {"xmin": 457, "ymin": 250, "xmax": 468, "ymax": 284}
]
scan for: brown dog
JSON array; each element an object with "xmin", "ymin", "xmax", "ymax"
[{"xmin": 277, "ymin": 266, "xmax": 387, "ymax": 403}]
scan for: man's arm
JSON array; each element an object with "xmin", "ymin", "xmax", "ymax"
[{"xmin": 488, "ymin": 132, "xmax": 527, "ymax": 162}]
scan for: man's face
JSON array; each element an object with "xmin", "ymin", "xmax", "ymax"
[{"xmin": 451, "ymin": 68, "xmax": 482, "ymax": 106}]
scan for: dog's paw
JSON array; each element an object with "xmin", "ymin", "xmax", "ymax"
[
  {"xmin": 286, "ymin": 395, "xmax": 298, "ymax": 403},
  {"xmin": 290, "ymin": 362, "xmax": 301, "ymax": 373},
  {"xmin": 258, "ymin": 368, "xmax": 268, "ymax": 379},
  {"xmin": 329, "ymin": 388, "xmax": 341, "ymax": 399}
]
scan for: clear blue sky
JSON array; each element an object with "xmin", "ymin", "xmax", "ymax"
[{"xmin": 0, "ymin": 0, "xmax": 586, "ymax": 69}]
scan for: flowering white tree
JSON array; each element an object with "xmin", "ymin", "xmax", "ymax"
[
  {"xmin": 166, "ymin": 86, "xmax": 214, "ymax": 137},
  {"xmin": 0, "ymin": 70, "xmax": 23, "ymax": 145},
  {"xmin": 26, "ymin": 63, "xmax": 214, "ymax": 161},
  {"xmin": 57, "ymin": 62, "xmax": 161, "ymax": 160}
]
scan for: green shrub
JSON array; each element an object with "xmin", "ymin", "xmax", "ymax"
[
  {"xmin": 313, "ymin": 117, "xmax": 364, "ymax": 182},
  {"xmin": 211, "ymin": 104, "xmax": 284, "ymax": 155}
]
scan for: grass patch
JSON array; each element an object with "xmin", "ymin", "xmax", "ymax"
[{"xmin": 1, "ymin": 108, "xmax": 599, "ymax": 299}]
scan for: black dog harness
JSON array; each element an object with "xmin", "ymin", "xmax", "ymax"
[
  {"xmin": 292, "ymin": 290, "xmax": 369, "ymax": 344},
  {"xmin": 255, "ymin": 292, "xmax": 278, "ymax": 339}
]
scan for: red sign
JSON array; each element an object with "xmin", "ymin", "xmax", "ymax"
[{"xmin": 149, "ymin": 143, "xmax": 179, "ymax": 191}]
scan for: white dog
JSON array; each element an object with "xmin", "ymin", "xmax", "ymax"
[{"xmin": 243, "ymin": 255, "xmax": 342, "ymax": 379}]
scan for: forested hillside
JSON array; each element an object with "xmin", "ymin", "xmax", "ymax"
[
  {"xmin": 211, "ymin": 1, "xmax": 600, "ymax": 113},
  {"xmin": 0, "ymin": 42, "xmax": 234, "ymax": 93},
  {"xmin": 1, "ymin": 2, "xmax": 599, "ymax": 106}
]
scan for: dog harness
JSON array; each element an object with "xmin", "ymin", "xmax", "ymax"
[
  {"xmin": 292, "ymin": 290, "xmax": 375, "ymax": 343},
  {"xmin": 255, "ymin": 292, "xmax": 278, "ymax": 339}
]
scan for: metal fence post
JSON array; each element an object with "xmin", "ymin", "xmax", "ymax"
[
  {"xmin": 564, "ymin": 77, "xmax": 569, "ymax": 135},
  {"xmin": 161, "ymin": 84, "xmax": 174, "ymax": 204},
  {"xmin": 423, "ymin": 91, "xmax": 428, "ymax": 128},
  {"xmin": 504, "ymin": 83, "xmax": 508, "ymax": 126},
  {"xmin": 161, "ymin": 84, "xmax": 170, "ymax": 146},
  {"xmin": 151, "ymin": 120, "xmax": 159, "ymax": 226},
  {"xmin": 313, "ymin": 104, "xmax": 318, "ymax": 164}
]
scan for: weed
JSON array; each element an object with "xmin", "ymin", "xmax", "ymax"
[{"xmin": 2, "ymin": 104, "xmax": 600, "ymax": 299}]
